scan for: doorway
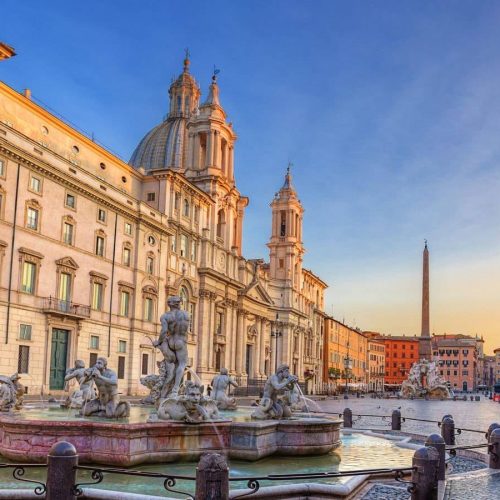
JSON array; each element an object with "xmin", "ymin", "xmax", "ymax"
[{"xmin": 49, "ymin": 328, "xmax": 69, "ymax": 390}]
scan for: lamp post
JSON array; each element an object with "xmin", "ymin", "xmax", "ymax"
[
  {"xmin": 343, "ymin": 353, "xmax": 352, "ymax": 399},
  {"xmin": 271, "ymin": 317, "xmax": 282, "ymax": 372}
]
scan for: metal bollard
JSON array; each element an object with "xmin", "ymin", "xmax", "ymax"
[
  {"xmin": 195, "ymin": 453, "xmax": 229, "ymax": 500},
  {"xmin": 46, "ymin": 441, "xmax": 78, "ymax": 500},
  {"xmin": 441, "ymin": 416, "xmax": 455, "ymax": 445},
  {"xmin": 488, "ymin": 428, "xmax": 500, "ymax": 470},
  {"xmin": 425, "ymin": 434, "xmax": 446, "ymax": 481},
  {"xmin": 411, "ymin": 446, "xmax": 439, "ymax": 500},
  {"xmin": 343, "ymin": 408, "xmax": 353, "ymax": 428},
  {"xmin": 392, "ymin": 409, "xmax": 402, "ymax": 431}
]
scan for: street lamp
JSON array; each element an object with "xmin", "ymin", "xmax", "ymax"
[
  {"xmin": 270, "ymin": 317, "xmax": 282, "ymax": 372},
  {"xmin": 343, "ymin": 353, "xmax": 352, "ymax": 399}
]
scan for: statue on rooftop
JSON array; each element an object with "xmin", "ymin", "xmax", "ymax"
[{"xmin": 251, "ymin": 364, "xmax": 298, "ymax": 420}]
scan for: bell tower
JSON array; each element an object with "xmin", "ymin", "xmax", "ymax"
[
  {"xmin": 268, "ymin": 166, "xmax": 305, "ymax": 304},
  {"xmin": 185, "ymin": 72, "xmax": 236, "ymax": 184}
]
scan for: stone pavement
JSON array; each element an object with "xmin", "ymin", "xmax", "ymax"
[{"xmin": 444, "ymin": 470, "xmax": 500, "ymax": 499}]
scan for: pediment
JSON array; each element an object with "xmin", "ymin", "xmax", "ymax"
[
  {"xmin": 55, "ymin": 256, "xmax": 79, "ymax": 270},
  {"xmin": 239, "ymin": 281, "xmax": 274, "ymax": 306}
]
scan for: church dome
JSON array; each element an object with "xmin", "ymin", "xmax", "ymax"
[
  {"xmin": 129, "ymin": 117, "xmax": 187, "ymax": 171},
  {"xmin": 129, "ymin": 54, "xmax": 200, "ymax": 171}
]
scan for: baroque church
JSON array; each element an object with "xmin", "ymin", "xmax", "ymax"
[{"xmin": 0, "ymin": 54, "xmax": 327, "ymax": 395}]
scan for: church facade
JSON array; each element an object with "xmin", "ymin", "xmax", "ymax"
[{"xmin": 0, "ymin": 55, "xmax": 327, "ymax": 396}]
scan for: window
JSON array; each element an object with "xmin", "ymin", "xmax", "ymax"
[
  {"xmin": 26, "ymin": 207, "xmax": 39, "ymax": 230},
  {"xmin": 0, "ymin": 191, "xmax": 4, "ymax": 219},
  {"xmin": 19, "ymin": 324, "xmax": 32, "ymax": 341},
  {"xmin": 97, "ymin": 208, "xmax": 106, "ymax": 223},
  {"xmin": 124, "ymin": 222, "xmax": 132, "ymax": 235},
  {"xmin": 194, "ymin": 206, "xmax": 199, "ymax": 223},
  {"xmin": 123, "ymin": 246, "xmax": 131, "ymax": 267},
  {"xmin": 217, "ymin": 210, "xmax": 225, "ymax": 239},
  {"xmin": 95, "ymin": 236, "xmax": 105, "ymax": 256},
  {"xmin": 216, "ymin": 312, "xmax": 224, "ymax": 335},
  {"xmin": 18, "ymin": 346, "xmax": 30, "ymax": 373},
  {"xmin": 118, "ymin": 356, "xmax": 125, "ymax": 379},
  {"xmin": 21, "ymin": 262, "xmax": 36, "ymax": 294},
  {"xmin": 90, "ymin": 335, "xmax": 100, "ymax": 350},
  {"xmin": 280, "ymin": 210, "xmax": 286, "ymax": 236},
  {"xmin": 190, "ymin": 240, "xmax": 197, "ymax": 261},
  {"xmin": 174, "ymin": 192, "xmax": 180, "ymax": 210},
  {"xmin": 180, "ymin": 234, "xmax": 188, "ymax": 257},
  {"xmin": 30, "ymin": 175, "xmax": 41, "ymax": 193},
  {"xmin": 65, "ymin": 193, "xmax": 76, "ymax": 209},
  {"xmin": 58, "ymin": 272, "xmax": 72, "ymax": 302},
  {"xmin": 0, "ymin": 158, "xmax": 4, "ymax": 177},
  {"xmin": 279, "ymin": 259, "xmax": 284, "ymax": 269},
  {"xmin": 141, "ymin": 353, "xmax": 149, "ymax": 375},
  {"xmin": 91, "ymin": 282, "xmax": 104, "ymax": 310},
  {"xmin": 63, "ymin": 222, "xmax": 74, "ymax": 245},
  {"xmin": 89, "ymin": 352, "xmax": 98, "ymax": 367},
  {"xmin": 118, "ymin": 340, "xmax": 127, "ymax": 353},
  {"xmin": 144, "ymin": 297, "xmax": 153, "ymax": 321},
  {"xmin": 183, "ymin": 199, "xmax": 190, "ymax": 217},
  {"xmin": 120, "ymin": 290, "xmax": 130, "ymax": 317},
  {"xmin": 146, "ymin": 256, "xmax": 154, "ymax": 274},
  {"xmin": 170, "ymin": 234, "xmax": 177, "ymax": 252},
  {"xmin": 147, "ymin": 192, "xmax": 156, "ymax": 202}
]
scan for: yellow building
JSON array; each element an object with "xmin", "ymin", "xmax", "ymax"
[
  {"xmin": 323, "ymin": 317, "xmax": 368, "ymax": 394},
  {"xmin": 0, "ymin": 56, "xmax": 328, "ymax": 395}
]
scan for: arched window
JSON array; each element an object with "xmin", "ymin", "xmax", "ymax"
[{"xmin": 217, "ymin": 209, "xmax": 225, "ymax": 239}]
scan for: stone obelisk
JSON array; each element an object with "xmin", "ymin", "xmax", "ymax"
[{"xmin": 419, "ymin": 240, "xmax": 432, "ymax": 359}]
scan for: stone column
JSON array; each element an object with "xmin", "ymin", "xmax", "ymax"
[
  {"xmin": 196, "ymin": 294, "xmax": 210, "ymax": 371},
  {"xmin": 235, "ymin": 311, "xmax": 243, "ymax": 374},
  {"xmin": 259, "ymin": 319, "xmax": 266, "ymax": 376},
  {"xmin": 254, "ymin": 318, "xmax": 261, "ymax": 378},
  {"xmin": 205, "ymin": 130, "xmax": 212, "ymax": 167}
]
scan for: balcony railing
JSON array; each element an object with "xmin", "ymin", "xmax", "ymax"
[{"xmin": 41, "ymin": 297, "xmax": 91, "ymax": 319}]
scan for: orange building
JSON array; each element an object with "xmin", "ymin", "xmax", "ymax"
[
  {"xmin": 324, "ymin": 318, "xmax": 368, "ymax": 394},
  {"xmin": 371, "ymin": 335, "xmax": 420, "ymax": 387}
]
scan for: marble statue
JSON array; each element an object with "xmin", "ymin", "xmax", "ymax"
[
  {"xmin": 0, "ymin": 373, "xmax": 24, "ymax": 412},
  {"xmin": 61, "ymin": 360, "xmax": 96, "ymax": 408},
  {"xmin": 140, "ymin": 360, "xmax": 175, "ymax": 405},
  {"xmin": 79, "ymin": 357, "xmax": 130, "ymax": 418},
  {"xmin": 151, "ymin": 380, "xmax": 219, "ymax": 423},
  {"xmin": 212, "ymin": 368, "xmax": 238, "ymax": 410},
  {"xmin": 153, "ymin": 296, "xmax": 189, "ymax": 398},
  {"xmin": 251, "ymin": 364, "xmax": 298, "ymax": 420},
  {"xmin": 401, "ymin": 359, "xmax": 451, "ymax": 399}
]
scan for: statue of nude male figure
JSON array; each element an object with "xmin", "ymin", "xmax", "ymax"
[{"xmin": 154, "ymin": 296, "xmax": 190, "ymax": 398}]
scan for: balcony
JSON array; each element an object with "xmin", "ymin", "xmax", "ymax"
[{"xmin": 41, "ymin": 297, "xmax": 91, "ymax": 319}]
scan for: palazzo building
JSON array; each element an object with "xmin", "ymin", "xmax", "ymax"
[{"xmin": 0, "ymin": 54, "xmax": 327, "ymax": 395}]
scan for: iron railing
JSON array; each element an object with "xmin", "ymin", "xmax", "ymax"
[
  {"xmin": 41, "ymin": 296, "xmax": 91, "ymax": 318},
  {"xmin": 0, "ymin": 464, "xmax": 47, "ymax": 496}
]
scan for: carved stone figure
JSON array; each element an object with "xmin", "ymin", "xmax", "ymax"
[
  {"xmin": 401, "ymin": 359, "xmax": 451, "ymax": 399},
  {"xmin": 0, "ymin": 373, "xmax": 24, "ymax": 412},
  {"xmin": 140, "ymin": 360, "xmax": 176, "ymax": 405},
  {"xmin": 153, "ymin": 296, "xmax": 190, "ymax": 398},
  {"xmin": 251, "ymin": 364, "xmax": 298, "ymax": 420},
  {"xmin": 61, "ymin": 360, "xmax": 96, "ymax": 409},
  {"xmin": 212, "ymin": 368, "xmax": 238, "ymax": 410},
  {"xmin": 152, "ymin": 380, "xmax": 219, "ymax": 423},
  {"xmin": 79, "ymin": 357, "xmax": 130, "ymax": 418}
]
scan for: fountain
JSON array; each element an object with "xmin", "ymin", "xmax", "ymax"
[
  {"xmin": 400, "ymin": 358, "xmax": 451, "ymax": 399},
  {"xmin": 0, "ymin": 296, "xmax": 341, "ymax": 466}
]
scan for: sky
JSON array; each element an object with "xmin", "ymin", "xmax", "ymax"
[{"xmin": 2, "ymin": 1, "xmax": 500, "ymax": 353}]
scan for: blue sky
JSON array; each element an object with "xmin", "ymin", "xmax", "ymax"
[{"xmin": 2, "ymin": 1, "xmax": 500, "ymax": 351}]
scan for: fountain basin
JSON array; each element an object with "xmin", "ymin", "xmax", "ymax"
[{"xmin": 0, "ymin": 409, "xmax": 341, "ymax": 466}]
